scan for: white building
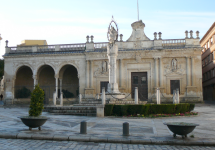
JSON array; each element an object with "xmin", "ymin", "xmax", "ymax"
[{"xmin": 3, "ymin": 20, "xmax": 203, "ymax": 105}]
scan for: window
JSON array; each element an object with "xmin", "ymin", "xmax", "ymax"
[
  {"xmin": 211, "ymin": 37, "xmax": 213, "ymax": 44},
  {"xmin": 202, "ymin": 60, "xmax": 204, "ymax": 67},
  {"xmin": 208, "ymin": 41, "xmax": 210, "ymax": 48},
  {"xmin": 141, "ymin": 76, "xmax": 147, "ymax": 84}
]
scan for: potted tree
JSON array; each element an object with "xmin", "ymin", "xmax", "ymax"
[{"xmin": 19, "ymin": 84, "xmax": 48, "ymax": 130}]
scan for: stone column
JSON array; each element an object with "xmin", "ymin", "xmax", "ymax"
[
  {"xmin": 156, "ymin": 88, "xmax": 160, "ymax": 104},
  {"xmin": 33, "ymin": 75, "xmax": 37, "ymax": 89},
  {"xmin": 85, "ymin": 60, "xmax": 89, "ymax": 88},
  {"xmin": 102, "ymin": 87, "xmax": 106, "ymax": 105},
  {"xmin": 107, "ymin": 44, "xmax": 120, "ymax": 93},
  {"xmin": 119, "ymin": 59, "xmax": 122, "ymax": 87},
  {"xmin": 89, "ymin": 60, "xmax": 93, "ymax": 88},
  {"xmin": 191, "ymin": 57, "xmax": 194, "ymax": 86},
  {"xmin": 55, "ymin": 75, "xmax": 59, "ymax": 98},
  {"xmin": 154, "ymin": 58, "xmax": 159, "ymax": 87},
  {"xmin": 159, "ymin": 57, "xmax": 162, "ymax": 87},
  {"xmin": 59, "ymin": 78, "xmax": 62, "ymax": 94},
  {"xmin": 186, "ymin": 57, "xmax": 190, "ymax": 86}
]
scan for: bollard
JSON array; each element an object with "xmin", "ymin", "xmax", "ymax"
[
  {"xmin": 80, "ymin": 121, "xmax": 87, "ymax": 134},
  {"xmin": 102, "ymin": 87, "xmax": 106, "ymax": 105},
  {"xmin": 79, "ymin": 94, "xmax": 82, "ymax": 104},
  {"xmin": 156, "ymin": 88, "xmax": 160, "ymax": 104},
  {"xmin": 134, "ymin": 87, "xmax": 138, "ymax": 104},
  {"xmin": 123, "ymin": 122, "xmax": 129, "ymax": 136}
]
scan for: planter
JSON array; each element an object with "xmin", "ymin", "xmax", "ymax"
[
  {"xmin": 163, "ymin": 122, "xmax": 199, "ymax": 138},
  {"xmin": 19, "ymin": 116, "xmax": 48, "ymax": 130}
]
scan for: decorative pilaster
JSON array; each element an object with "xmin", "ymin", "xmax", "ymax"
[
  {"xmin": 159, "ymin": 57, "xmax": 162, "ymax": 87},
  {"xmin": 186, "ymin": 57, "xmax": 190, "ymax": 86},
  {"xmin": 154, "ymin": 58, "xmax": 159, "ymax": 87},
  {"xmin": 119, "ymin": 59, "xmax": 122, "ymax": 87},
  {"xmin": 85, "ymin": 60, "xmax": 89, "ymax": 88},
  {"xmin": 89, "ymin": 60, "xmax": 93, "ymax": 88},
  {"xmin": 191, "ymin": 57, "xmax": 194, "ymax": 86}
]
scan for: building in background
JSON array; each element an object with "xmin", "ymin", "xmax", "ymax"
[
  {"xmin": 3, "ymin": 20, "xmax": 203, "ymax": 105},
  {"xmin": 200, "ymin": 22, "xmax": 215, "ymax": 101},
  {"xmin": 18, "ymin": 40, "xmax": 47, "ymax": 46}
]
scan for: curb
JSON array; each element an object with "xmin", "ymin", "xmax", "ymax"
[{"xmin": 0, "ymin": 133, "xmax": 214, "ymax": 146}]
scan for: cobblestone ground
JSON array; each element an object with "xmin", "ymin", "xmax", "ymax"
[{"xmin": 0, "ymin": 139, "xmax": 214, "ymax": 150}]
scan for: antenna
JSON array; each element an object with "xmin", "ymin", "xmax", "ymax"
[{"xmin": 137, "ymin": 0, "xmax": 139, "ymax": 21}]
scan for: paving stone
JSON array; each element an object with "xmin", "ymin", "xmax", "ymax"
[{"xmin": 69, "ymin": 135, "xmax": 90, "ymax": 142}]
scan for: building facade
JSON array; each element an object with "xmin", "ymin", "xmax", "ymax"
[
  {"xmin": 200, "ymin": 22, "xmax": 215, "ymax": 101},
  {"xmin": 3, "ymin": 20, "xmax": 203, "ymax": 104}
]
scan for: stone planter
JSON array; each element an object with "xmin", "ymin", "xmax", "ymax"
[
  {"xmin": 163, "ymin": 122, "xmax": 199, "ymax": 138},
  {"xmin": 19, "ymin": 116, "xmax": 48, "ymax": 130}
]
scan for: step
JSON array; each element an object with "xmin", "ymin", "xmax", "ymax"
[
  {"xmin": 48, "ymin": 110, "xmax": 96, "ymax": 113},
  {"xmin": 49, "ymin": 113, "xmax": 96, "ymax": 116}
]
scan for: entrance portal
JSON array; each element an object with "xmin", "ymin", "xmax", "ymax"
[{"xmin": 131, "ymin": 72, "xmax": 148, "ymax": 100}]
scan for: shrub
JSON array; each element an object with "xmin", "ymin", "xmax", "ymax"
[
  {"xmin": 29, "ymin": 84, "xmax": 44, "ymax": 117},
  {"xmin": 104, "ymin": 104, "xmax": 114, "ymax": 116},
  {"xmin": 105, "ymin": 103, "xmax": 195, "ymax": 116}
]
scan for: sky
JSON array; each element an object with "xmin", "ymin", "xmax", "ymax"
[{"xmin": 0, "ymin": 0, "xmax": 215, "ymax": 58}]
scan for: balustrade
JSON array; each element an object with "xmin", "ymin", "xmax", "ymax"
[
  {"xmin": 162, "ymin": 39, "xmax": 185, "ymax": 47},
  {"xmin": 94, "ymin": 42, "xmax": 108, "ymax": 49}
]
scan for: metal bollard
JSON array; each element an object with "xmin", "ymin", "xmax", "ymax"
[
  {"xmin": 123, "ymin": 122, "xmax": 129, "ymax": 136},
  {"xmin": 80, "ymin": 121, "xmax": 87, "ymax": 134}
]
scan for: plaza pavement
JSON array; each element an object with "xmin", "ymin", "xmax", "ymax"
[{"xmin": 0, "ymin": 102, "xmax": 215, "ymax": 146}]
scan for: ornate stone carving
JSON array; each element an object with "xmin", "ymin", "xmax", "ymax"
[
  {"xmin": 94, "ymin": 61, "xmax": 109, "ymax": 77},
  {"xmin": 164, "ymin": 59, "xmax": 184, "ymax": 75},
  {"xmin": 134, "ymin": 41, "xmax": 141, "ymax": 49}
]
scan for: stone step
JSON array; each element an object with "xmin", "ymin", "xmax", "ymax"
[
  {"xmin": 73, "ymin": 104, "xmax": 101, "ymax": 106},
  {"xmin": 48, "ymin": 109, "xmax": 96, "ymax": 113},
  {"xmin": 48, "ymin": 113, "xmax": 96, "ymax": 116},
  {"xmin": 43, "ymin": 106, "xmax": 97, "ymax": 116}
]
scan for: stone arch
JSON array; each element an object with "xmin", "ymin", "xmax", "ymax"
[
  {"xmin": 57, "ymin": 62, "xmax": 79, "ymax": 78},
  {"xmin": 15, "ymin": 66, "xmax": 34, "ymax": 99},
  {"xmin": 35, "ymin": 62, "xmax": 56, "ymax": 76},
  {"xmin": 15, "ymin": 64, "xmax": 34, "ymax": 76},
  {"xmin": 58, "ymin": 64, "xmax": 79, "ymax": 98},
  {"xmin": 37, "ymin": 64, "xmax": 55, "ymax": 104}
]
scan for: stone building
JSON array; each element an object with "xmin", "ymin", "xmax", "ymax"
[
  {"xmin": 3, "ymin": 20, "xmax": 203, "ymax": 105},
  {"xmin": 200, "ymin": 22, "xmax": 215, "ymax": 101}
]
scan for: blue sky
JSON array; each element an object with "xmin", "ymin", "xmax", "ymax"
[{"xmin": 0, "ymin": 0, "xmax": 215, "ymax": 58}]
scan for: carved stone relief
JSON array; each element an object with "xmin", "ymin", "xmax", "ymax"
[
  {"xmin": 164, "ymin": 58, "xmax": 184, "ymax": 75},
  {"xmin": 94, "ymin": 60, "xmax": 109, "ymax": 77}
]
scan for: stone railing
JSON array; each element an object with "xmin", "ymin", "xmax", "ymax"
[
  {"xmin": 8, "ymin": 43, "xmax": 86, "ymax": 53},
  {"xmin": 60, "ymin": 43, "xmax": 86, "ymax": 51},
  {"xmin": 162, "ymin": 39, "xmax": 186, "ymax": 47},
  {"xmin": 94, "ymin": 42, "xmax": 108, "ymax": 49}
]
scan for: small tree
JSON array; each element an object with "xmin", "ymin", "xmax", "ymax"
[{"xmin": 29, "ymin": 84, "xmax": 44, "ymax": 117}]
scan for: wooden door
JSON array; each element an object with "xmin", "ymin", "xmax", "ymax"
[{"xmin": 131, "ymin": 72, "xmax": 148, "ymax": 100}]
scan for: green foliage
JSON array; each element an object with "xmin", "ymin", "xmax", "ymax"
[
  {"xmin": 29, "ymin": 84, "xmax": 44, "ymax": 117},
  {"xmin": 15, "ymin": 86, "xmax": 31, "ymax": 98},
  {"xmin": 104, "ymin": 103, "xmax": 195, "ymax": 116},
  {"xmin": 189, "ymin": 104, "xmax": 195, "ymax": 112},
  {"xmin": 104, "ymin": 104, "xmax": 114, "ymax": 116}
]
